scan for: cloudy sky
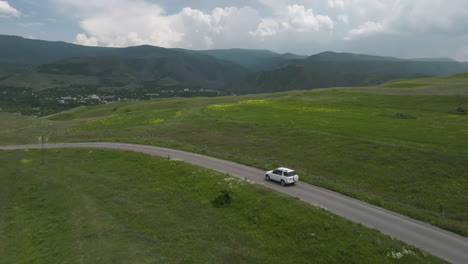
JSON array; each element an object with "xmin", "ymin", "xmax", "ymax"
[{"xmin": 1, "ymin": 0, "xmax": 468, "ymax": 60}]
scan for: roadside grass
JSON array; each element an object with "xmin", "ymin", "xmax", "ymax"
[
  {"xmin": 0, "ymin": 112, "xmax": 44, "ymax": 145},
  {"xmin": 69, "ymin": 109, "xmax": 179, "ymax": 131},
  {"xmin": 85, "ymin": 116, "xmax": 466, "ymax": 236},
  {"xmin": 56, "ymin": 91, "xmax": 468, "ymax": 235},
  {"xmin": 0, "ymin": 112, "xmax": 78, "ymax": 145},
  {"xmin": 0, "ymin": 112, "xmax": 38, "ymax": 132},
  {"xmin": 0, "ymin": 148, "xmax": 444, "ymax": 264},
  {"xmin": 1, "ymin": 74, "xmax": 467, "ymax": 236}
]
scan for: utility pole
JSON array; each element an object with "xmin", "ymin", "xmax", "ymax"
[
  {"xmin": 40, "ymin": 133, "xmax": 45, "ymax": 165},
  {"xmin": 39, "ymin": 120, "xmax": 49, "ymax": 165}
]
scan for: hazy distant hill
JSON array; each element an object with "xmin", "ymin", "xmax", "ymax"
[
  {"xmin": 0, "ymin": 35, "xmax": 107, "ymax": 66},
  {"xmin": 306, "ymin": 51, "xmax": 403, "ymax": 62},
  {"xmin": 0, "ymin": 35, "xmax": 197, "ymax": 65},
  {"xmin": 179, "ymin": 48, "xmax": 306, "ymax": 71},
  {"xmin": 462, "ymin": 62, "xmax": 468, "ymax": 71},
  {"xmin": 410, "ymin": 57, "xmax": 458, "ymax": 62},
  {"xmin": 226, "ymin": 63, "xmax": 424, "ymax": 94},
  {"xmin": 303, "ymin": 51, "xmax": 465, "ymax": 76},
  {"xmin": 226, "ymin": 51, "xmax": 465, "ymax": 94}
]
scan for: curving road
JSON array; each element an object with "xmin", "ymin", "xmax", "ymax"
[{"xmin": 1, "ymin": 142, "xmax": 467, "ymax": 263}]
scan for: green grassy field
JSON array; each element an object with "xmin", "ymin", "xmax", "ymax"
[
  {"xmin": 1, "ymin": 74, "xmax": 467, "ymax": 236},
  {"xmin": 0, "ymin": 148, "xmax": 444, "ymax": 263},
  {"xmin": 359, "ymin": 73, "xmax": 468, "ymax": 95}
]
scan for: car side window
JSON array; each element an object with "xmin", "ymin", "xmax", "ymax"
[{"xmin": 273, "ymin": 170, "xmax": 281, "ymax": 175}]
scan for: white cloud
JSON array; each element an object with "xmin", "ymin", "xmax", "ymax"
[
  {"xmin": 255, "ymin": 0, "xmax": 468, "ymax": 39},
  {"xmin": 340, "ymin": 0, "xmax": 468, "ymax": 39},
  {"xmin": 251, "ymin": 4, "xmax": 333, "ymax": 37},
  {"xmin": 0, "ymin": 1, "xmax": 20, "ymax": 17},
  {"xmin": 256, "ymin": 0, "xmax": 288, "ymax": 12},
  {"xmin": 176, "ymin": 6, "xmax": 261, "ymax": 49},
  {"xmin": 74, "ymin": 33, "xmax": 99, "ymax": 46},
  {"xmin": 49, "ymin": 0, "xmax": 468, "ymax": 59},
  {"xmin": 345, "ymin": 21, "xmax": 388, "ymax": 40},
  {"xmin": 456, "ymin": 45, "xmax": 468, "ymax": 61},
  {"xmin": 52, "ymin": 0, "xmax": 262, "ymax": 49},
  {"xmin": 285, "ymin": 4, "xmax": 334, "ymax": 31},
  {"xmin": 337, "ymin": 15, "xmax": 348, "ymax": 24},
  {"xmin": 327, "ymin": 0, "xmax": 345, "ymax": 9},
  {"xmin": 78, "ymin": 2, "xmax": 182, "ymax": 48},
  {"xmin": 250, "ymin": 18, "xmax": 279, "ymax": 37},
  {"xmin": 19, "ymin": 22, "xmax": 44, "ymax": 27}
]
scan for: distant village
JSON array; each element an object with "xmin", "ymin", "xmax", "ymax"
[
  {"xmin": 56, "ymin": 88, "xmax": 215, "ymax": 105},
  {"xmin": 0, "ymin": 85, "xmax": 225, "ymax": 116}
]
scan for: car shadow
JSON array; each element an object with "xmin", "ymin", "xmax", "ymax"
[{"xmin": 264, "ymin": 179, "xmax": 297, "ymax": 187}]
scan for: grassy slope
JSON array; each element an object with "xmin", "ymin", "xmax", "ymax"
[
  {"xmin": 0, "ymin": 149, "xmax": 443, "ymax": 263},
  {"xmin": 1, "ymin": 75, "xmax": 467, "ymax": 236}
]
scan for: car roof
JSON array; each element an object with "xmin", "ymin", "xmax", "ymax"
[{"xmin": 277, "ymin": 167, "xmax": 295, "ymax": 172}]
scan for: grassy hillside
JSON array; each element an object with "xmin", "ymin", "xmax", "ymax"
[
  {"xmin": 363, "ymin": 73, "xmax": 468, "ymax": 95},
  {"xmin": 0, "ymin": 148, "xmax": 443, "ymax": 263},
  {"xmin": 1, "ymin": 74, "xmax": 467, "ymax": 236}
]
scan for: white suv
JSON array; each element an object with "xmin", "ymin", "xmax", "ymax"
[{"xmin": 265, "ymin": 167, "xmax": 299, "ymax": 186}]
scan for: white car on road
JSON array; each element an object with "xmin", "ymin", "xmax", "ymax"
[{"xmin": 265, "ymin": 167, "xmax": 299, "ymax": 186}]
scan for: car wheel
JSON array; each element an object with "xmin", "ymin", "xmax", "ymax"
[
  {"xmin": 265, "ymin": 175, "xmax": 270, "ymax": 181},
  {"xmin": 280, "ymin": 180, "xmax": 286, "ymax": 186}
]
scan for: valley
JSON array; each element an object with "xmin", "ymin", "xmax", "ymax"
[{"xmin": 1, "ymin": 35, "xmax": 468, "ymax": 117}]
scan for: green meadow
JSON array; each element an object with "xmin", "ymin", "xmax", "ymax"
[
  {"xmin": 1, "ymin": 74, "xmax": 467, "ymax": 236},
  {"xmin": 0, "ymin": 148, "xmax": 444, "ymax": 263}
]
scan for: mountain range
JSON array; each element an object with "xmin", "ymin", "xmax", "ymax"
[{"xmin": 0, "ymin": 34, "xmax": 467, "ymax": 95}]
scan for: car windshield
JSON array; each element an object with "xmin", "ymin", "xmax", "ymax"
[{"xmin": 285, "ymin": 171, "xmax": 296, "ymax": 176}]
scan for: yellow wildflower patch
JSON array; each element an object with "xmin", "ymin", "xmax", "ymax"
[
  {"xmin": 206, "ymin": 103, "xmax": 239, "ymax": 111},
  {"xmin": 207, "ymin": 100, "xmax": 270, "ymax": 111},
  {"xmin": 20, "ymin": 159, "xmax": 32, "ymax": 164},
  {"xmin": 149, "ymin": 118, "xmax": 165, "ymax": 124},
  {"xmin": 301, "ymin": 106, "xmax": 340, "ymax": 113},
  {"xmin": 239, "ymin": 99, "xmax": 270, "ymax": 105}
]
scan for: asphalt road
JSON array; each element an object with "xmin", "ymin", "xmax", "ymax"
[{"xmin": 1, "ymin": 142, "xmax": 467, "ymax": 263}]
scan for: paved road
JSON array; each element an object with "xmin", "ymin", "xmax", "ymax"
[{"xmin": 1, "ymin": 142, "xmax": 467, "ymax": 263}]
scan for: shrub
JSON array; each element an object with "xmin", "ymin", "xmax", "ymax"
[{"xmin": 212, "ymin": 189, "xmax": 233, "ymax": 207}]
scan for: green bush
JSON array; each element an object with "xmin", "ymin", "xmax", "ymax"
[{"xmin": 212, "ymin": 189, "xmax": 233, "ymax": 207}]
